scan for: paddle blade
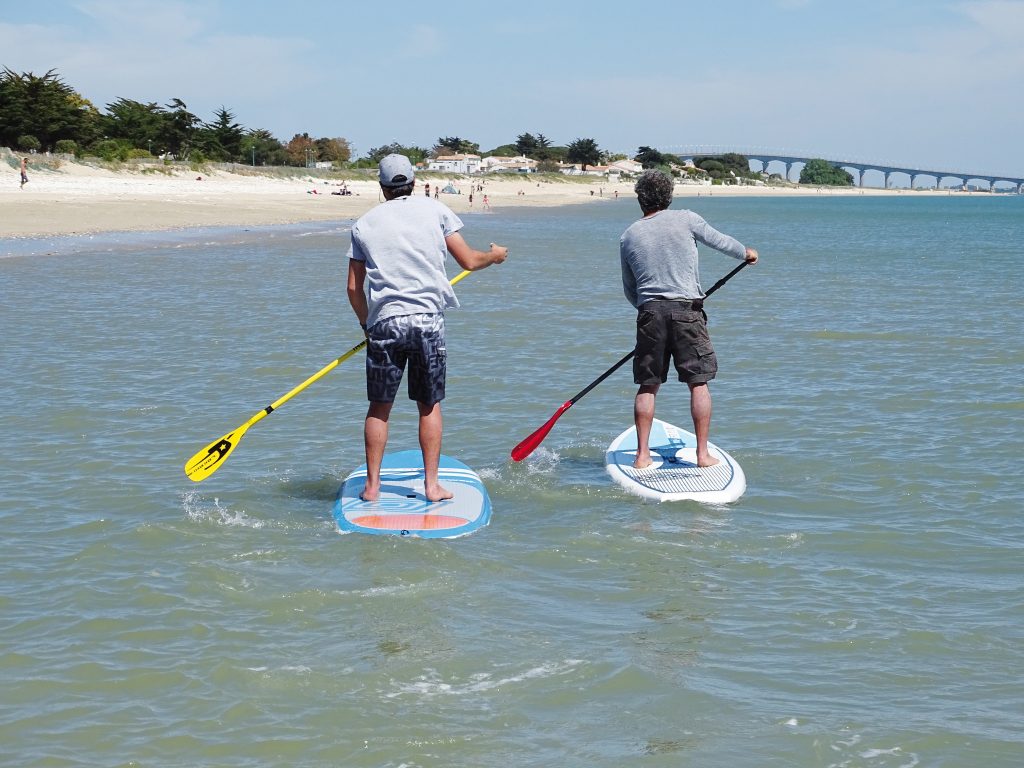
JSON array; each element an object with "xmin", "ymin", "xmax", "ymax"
[
  {"xmin": 184, "ymin": 427, "xmax": 246, "ymax": 482},
  {"xmin": 510, "ymin": 401, "xmax": 572, "ymax": 462}
]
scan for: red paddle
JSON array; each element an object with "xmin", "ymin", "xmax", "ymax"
[{"xmin": 510, "ymin": 260, "xmax": 750, "ymax": 462}]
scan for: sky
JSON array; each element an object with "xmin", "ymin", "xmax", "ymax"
[{"xmin": 2, "ymin": 0, "xmax": 1023, "ymax": 176}]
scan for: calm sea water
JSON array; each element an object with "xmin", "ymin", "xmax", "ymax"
[{"xmin": 2, "ymin": 194, "xmax": 1021, "ymax": 767}]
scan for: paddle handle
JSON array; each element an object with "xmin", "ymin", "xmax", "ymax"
[{"xmin": 703, "ymin": 259, "xmax": 748, "ymax": 299}]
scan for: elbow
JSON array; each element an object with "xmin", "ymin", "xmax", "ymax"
[{"xmin": 457, "ymin": 253, "xmax": 489, "ymax": 271}]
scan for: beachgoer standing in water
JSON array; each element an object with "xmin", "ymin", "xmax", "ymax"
[
  {"xmin": 619, "ymin": 170, "xmax": 758, "ymax": 469},
  {"xmin": 346, "ymin": 154, "xmax": 509, "ymax": 502}
]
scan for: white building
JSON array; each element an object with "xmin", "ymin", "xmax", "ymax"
[
  {"xmin": 480, "ymin": 155, "xmax": 538, "ymax": 173},
  {"xmin": 427, "ymin": 154, "xmax": 482, "ymax": 174},
  {"xmin": 559, "ymin": 163, "xmax": 610, "ymax": 177},
  {"xmin": 609, "ymin": 159, "xmax": 643, "ymax": 176}
]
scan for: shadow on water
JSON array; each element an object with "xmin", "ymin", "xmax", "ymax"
[{"xmin": 275, "ymin": 472, "xmax": 344, "ymax": 503}]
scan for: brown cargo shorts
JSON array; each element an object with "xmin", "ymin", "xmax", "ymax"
[{"xmin": 633, "ymin": 300, "xmax": 717, "ymax": 385}]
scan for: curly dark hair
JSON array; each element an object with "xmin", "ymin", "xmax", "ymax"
[{"xmin": 634, "ymin": 169, "xmax": 674, "ymax": 213}]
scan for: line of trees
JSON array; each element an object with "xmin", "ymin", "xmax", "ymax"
[
  {"xmin": 0, "ymin": 68, "xmax": 622, "ymax": 171},
  {"xmin": 3, "ymin": 68, "xmax": 793, "ymax": 183},
  {"xmin": 0, "ymin": 68, "xmax": 349, "ymax": 166}
]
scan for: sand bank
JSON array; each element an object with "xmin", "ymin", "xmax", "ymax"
[{"xmin": 2, "ymin": 157, "xmax": 963, "ymax": 239}]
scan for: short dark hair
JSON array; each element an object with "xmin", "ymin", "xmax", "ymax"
[
  {"xmin": 382, "ymin": 182, "xmax": 414, "ymax": 199},
  {"xmin": 634, "ymin": 170, "xmax": 674, "ymax": 213}
]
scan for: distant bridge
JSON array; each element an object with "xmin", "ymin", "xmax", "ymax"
[{"xmin": 663, "ymin": 145, "xmax": 1024, "ymax": 192}]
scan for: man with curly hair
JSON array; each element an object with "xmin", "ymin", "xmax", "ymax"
[{"xmin": 620, "ymin": 169, "xmax": 758, "ymax": 469}]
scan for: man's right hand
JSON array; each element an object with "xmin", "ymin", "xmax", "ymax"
[
  {"xmin": 744, "ymin": 248, "xmax": 759, "ymax": 264},
  {"xmin": 489, "ymin": 243, "xmax": 509, "ymax": 265}
]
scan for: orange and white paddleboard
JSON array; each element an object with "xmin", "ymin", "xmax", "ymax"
[{"xmin": 334, "ymin": 450, "xmax": 492, "ymax": 538}]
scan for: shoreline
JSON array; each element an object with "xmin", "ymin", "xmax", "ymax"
[{"xmin": 2, "ymin": 159, "xmax": 1008, "ymax": 240}]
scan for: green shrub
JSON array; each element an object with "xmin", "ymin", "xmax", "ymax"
[
  {"xmin": 88, "ymin": 139, "xmax": 136, "ymax": 162},
  {"xmin": 54, "ymin": 139, "xmax": 78, "ymax": 156},
  {"xmin": 17, "ymin": 135, "xmax": 41, "ymax": 152}
]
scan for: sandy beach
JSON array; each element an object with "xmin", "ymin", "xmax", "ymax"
[{"xmin": 2, "ymin": 155, "xmax": 964, "ymax": 239}]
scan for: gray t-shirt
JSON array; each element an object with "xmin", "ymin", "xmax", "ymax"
[
  {"xmin": 619, "ymin": 209, "xmax": 746, "ymax": 308},
  {"xmin": 348, "ymin": 195, "xmax": 464, "ymax": 327}
]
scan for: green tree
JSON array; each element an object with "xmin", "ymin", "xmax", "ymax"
[
  {"xmin": 693, "ymin": 153, "xmax": 751, "ymax": 180},
  {"xmin": 697, "ymin": 158, "xmax": 726, "ymax": 178},
  {"xmin": 103, "ymin": 98, "xmax": 165, "ymax": 152},
  {"xmin": 0, "ymin": 68, "xmax": 95, "ymax": 150},
  {"xmin": 485, "ymin": 143, "xmax": 518, "ymax": 157},
  {"xmin": 515, "ymin": 132, "xmax": 538, "ymax": 157},
  {"xmin": 365, "ymin": 142, "xmax": 429, "ymax": 165},
  {"xmin": 533, "ymin": 133, "xmax": 554, "ymax": 160},
  {"xmin": 200, "ymin": 106, "xmax": 244, "ymax": 161},
  {"xmin": 692, "ymin": 153, "xmax": 752, "ymax": 180},
  {"xmin": 566, "ymin": 137, "xmax": 602, "ymax": 170},
  {"xmin": 240, "ymin": 129, "xmax": 284, "ymax": 166},
  {"xmin": 434, "ymin": 136, "xmax": 479, "ymax": 155},
  {"xmin": 635, "ymin": 145, "xmax": 671, "ymax": 168},
  {"xmin": 799, "ymin": 158, "xmax": 854, "ymax": 186},
  {"xmin": 159, "ymin": 98, "xmax": 201, "ymax": 159}
]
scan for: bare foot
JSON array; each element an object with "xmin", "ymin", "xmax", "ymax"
[
  {"xmin": 696, "ymin": 454, "xmax": 720, "ymax": 468},
  {"xmin": 359, "ymin": 484, "xmax": 380, "ymax": 502},
  {"xmin": 425, "ymin": 484, "xmax": 454, "ymax": 503},
  {"xmin": 633, "ymin": 454, "xmax": 654, "ymax": 470}
]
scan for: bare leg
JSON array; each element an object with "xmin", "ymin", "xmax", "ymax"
[
  {"xmin": 361, "ymin": 400, "xmax": 393, "ymax": 501},
  {"xmin": 633, "ymin": 384, "xmax": 660, "ymax": 469},
  {"xmin": 418, "ymin": 400, "xmax": 453, "ymax": 502},
  {"xmin": 689, "ymin": 382, "xmax": 719, "ymax": 467}
]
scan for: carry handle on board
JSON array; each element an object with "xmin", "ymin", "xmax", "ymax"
[
  {"xmin": 184, "ymin": 269, "xmax": 473, "ymax": 482},
  {"xmin": 510, "ymin": 260, "xmax": 750, "ymax": 462}
]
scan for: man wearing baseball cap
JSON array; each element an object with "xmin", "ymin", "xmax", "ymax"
[{"xmin": 347, "ymin": 154, "xmax": 509, "ymax": 502}]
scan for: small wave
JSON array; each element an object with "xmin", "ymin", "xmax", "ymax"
[
  {"xmin": 386, "ymin": 659, "xmax": 585, "ymax": 699},
  {"xmin": 181, "ymin": 491, "xmax": 266, "ymax": 528}
]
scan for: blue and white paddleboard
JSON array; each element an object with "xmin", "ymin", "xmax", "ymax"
[
  {"xmin": 605, "ymin": 418, "xmax": 746, "ymax": 504},
  {"xmin": 334, "ymin": 450, "xmax": 492, "ymax": 538}
]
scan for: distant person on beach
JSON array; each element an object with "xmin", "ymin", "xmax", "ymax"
[
  {"xmin": 20, "ymin": 157, "xmax": 28, "ymax": 188},
  {"xmin": 619, "ymin": 169, "xmax": 758, "ymax": 469},
  {"xmin": 346, "ymin": 153, "xmax": 509, "ymax": 502}
]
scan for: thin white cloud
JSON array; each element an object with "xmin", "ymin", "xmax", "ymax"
[{"xmin": 399, "ymin": 24, "xmax": 446, "ymax": 60}]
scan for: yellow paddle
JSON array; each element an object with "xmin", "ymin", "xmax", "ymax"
[{"xmin": 184, "ymin": 269, "xmax": 472, "ymax": 482}]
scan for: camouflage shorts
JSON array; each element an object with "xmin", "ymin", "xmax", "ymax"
[{"xmin": 365, "ymin": 313, "xmax": 447, "ymax": 404}]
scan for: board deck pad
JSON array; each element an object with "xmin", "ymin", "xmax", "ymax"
[
  {"xmin": 605, "ymin": 418, "xmax": 746, "ymax": 504},
  {"xmin": 334, "ymin": 450, "xmax": 492, "ymax": 538}
]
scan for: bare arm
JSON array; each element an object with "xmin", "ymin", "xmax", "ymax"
[
  {"xmin": 445, "ymin": 232, "xmax": 508, "ymax": 271},
  {"xmin": 347, "ymin": 258, "xmax": 369, "ymax": 328}
]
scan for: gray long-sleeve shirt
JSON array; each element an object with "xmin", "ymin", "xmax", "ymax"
[{"xmin": 619, "ymin": 209, "xmax": 746, "ymax": 308}]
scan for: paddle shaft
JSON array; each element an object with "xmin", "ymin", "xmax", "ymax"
[
  {"xmin": 569, "ymin": 261, "xmax": 747, "ymax": 401},
  {"xmin": 510, "ymin": 259, "xmax": 749, "ymax": 461},
  {"xmin": 185, "ymin": 269, "xmax": 472, "ymax": 481},
  {"xmin": 587, "ymin": 260, "xmax": 750, "ymax": 374}
]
